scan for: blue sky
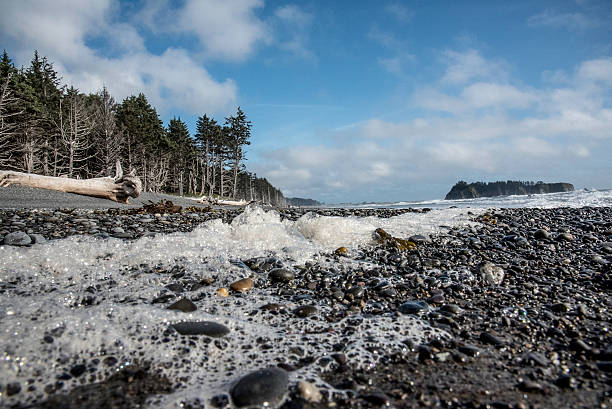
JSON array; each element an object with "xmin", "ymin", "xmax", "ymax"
[{"xmin": 1, "ymin": 0, "xmax": 611, "ymax": 203}]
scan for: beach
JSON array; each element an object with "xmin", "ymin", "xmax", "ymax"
[{"xmin": 0, "ymin": 187, "xmax": 611, "ymax": 408}]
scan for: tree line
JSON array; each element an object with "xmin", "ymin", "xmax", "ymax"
[{"xmin": 0, "ymin": 50, "xmax": 286, "ymax": 206}]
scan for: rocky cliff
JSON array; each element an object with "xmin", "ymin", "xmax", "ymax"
[
  {"xmin": 445, "ymin": 181, "xmax": 574, "ymax": 200},
  {"xmin": 286, "ymin": 197, "xmax": 322, "ymax": 206}
]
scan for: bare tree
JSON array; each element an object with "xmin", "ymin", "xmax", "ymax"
[
  {"xmin": 92, "ymin": 86, "xmax": 122, "ymax": 176},
  {"xmin": 0, "ymin": 72, "xmax": 21, "ymax": 168}
]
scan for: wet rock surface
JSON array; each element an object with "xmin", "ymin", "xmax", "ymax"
[{"xmin": 1, "ymin": 205, "xmax": 611, "ymax": 409}]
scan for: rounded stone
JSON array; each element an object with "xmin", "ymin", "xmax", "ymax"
[
  {"xmin": 294, "ymin": 305, "xmax": 317, "ymax": 318},
  {"xmin": 230, "ymin": 367, "xmax": 288, "ymax": 407},
  {"xmin": 478, "ymin": 261, "xmax": 504, "ymax": 285},
  {"xmin": 230, "ymin": 277, "xmax": 253, "ymax": 293},
  {"xmin": 167, "ymin": 298, "xmax": 197, "ymax": 312},
  {"xmin": 268, "ymin": 268, "xmax": 295, "ymax": 283},
  {"xmin": 3, "ymin": 231, "xmax": 32, "ymax": 246},
  {"xmin": 297, "ymin": 381, "xmax": 322, "ymax": 403},
  {"xmin": 398, "ymin": 300, "xmax": 429, "ymax": 314},
  {"xmin": 171, "ymin": 321, "xmax": 230, "ymax": 337}
]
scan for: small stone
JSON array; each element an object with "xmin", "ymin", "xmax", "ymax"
[
  {"xmin": 555, "ymin": 375, "xmax": 577, "ymax": 389},
  {"xmin": 550, "ymin": 303, "xmax": 570, "ymax": 313},
  {"xmin": 260, "ymin": 303, "xmax": 285, "ymax": 311},
  {"xmin": 167, "ymin": 298, "xmax": 197, "ymax": 312},
  {"xmin": 268, "ymin": 268, "xmax": 295, "ymax": 283},
  {"xmin": 522, "ymin": 352, "xmax": 550, "ymax": 367},
  {"xmin": 458, "ymin": 345, "xmax": 481, "ymax": 357},
  {"xmin": 70, "ymin": 364, "xmax": 87, "ymax": 377},
  {"xmin": 230, "ymin": 367, "xmax": 288, "ymax": 407},
  {"xmin": 362, "ymin": 392, "xmax": 391, "ymax": 406},
  {"xmin": 517, "ymin": 380, "xmax": 544, "ymax": 393},
  {"xmin": 294, "ymin": 305, "xmax": 317, "ymax": 318},
  {"xmin": 480, "ymin": 331, "xmax": 506, "ymax": 346},
  {"xmin": 216, "ymin": 288, "xmax": 229, "ymax": 297},
  {"xmin": 478, "ymin": 262, "xmax": 504, "ymax": 285},
  {"xmin": 210, "ymin": 394, "xmax": 230, "ymax": 407},
  {"xmin": 533, "ymin": 229, "xmax": 550, "ymax": 240},
  {"xmin": 556, "ymin": 232, "xmax": 574, "ymax": 242},
  {"xmin": 297, "ymin": 381, "xmax": 322, "ymax": 403},
  {"xmin": 171, "ymin": 321, "xmax": 230, "ymax": 337},
  {"xmin": 6, "ymin": 382, "xmax": 21, "ymax": 396},
  {"xmin": 29, "ymin": 233, "xmax": 47, "ymax": 244},
  {"xmin": 440, "ymin": 304, "xmax": 460, "ymax": 315},
  {"xmin": 230, "ymin": 277, "xmax": 253, "ymax": 293},
  {"xmin": 3, "ymin": 231, "xmax": 32, "ymax": 246},
  {"xmin": 398, "ymin": 300, "xmax": 429, "ymax": 314},
  {"xmin": 334, "ymin": 246, "xmax": 347, "ymax": 255},
  {"xmin": 596, "ymin": 361, "xmax": 612, "ymax": 372}
]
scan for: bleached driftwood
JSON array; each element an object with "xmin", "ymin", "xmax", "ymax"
[{"xmin": 0, "ymin": 161, "xmax": 142, "ymax": 204}]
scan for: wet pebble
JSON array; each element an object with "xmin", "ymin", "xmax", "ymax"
[
  {"xmin": 230, "ymin": 367, "xmax": 288, "ymax": 407},
  {"xmin": 167, "ymin": 298, "xmax": 197, "ymax": 312},
  {"xmin": 398, "ymin": 300, "xmax": 429, "ymax": 314},
  {"xmin": 171, "ymin": 321, "xmax": 230, "ymax": 337},
  {"xmin": 3, "ymin": 231, "xmax": 32, "ymax": 246},
  {"xmin": 230, "ymin": 277, "xmax": 253, "ymax": 293}
]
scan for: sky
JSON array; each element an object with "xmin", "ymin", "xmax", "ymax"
[{"xmin": 1, "ymin": 0, "xmax": 611, "ymax": 203}]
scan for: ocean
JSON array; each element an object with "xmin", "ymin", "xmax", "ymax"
[{"xmin": 1, "ymin": 188, "xmax": 610, "ymax": 407}]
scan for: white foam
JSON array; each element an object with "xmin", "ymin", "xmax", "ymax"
[{"xmin": 0, "ymin": 205, "xmax": 476, "ymax": 407}]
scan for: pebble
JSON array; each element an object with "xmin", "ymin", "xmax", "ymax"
[
  {"xmin": 171, "ymin": 321, "xmax": 230, "ymax": 337},
  {"xmin": 167, "ymin": 298, "xmax": 197, "ymax": 312},
  {"xmin": 216, "ymin": 288, "xmax": 229, "ymax": 297},
  {"xmin": 398, "ymin": 300, "xmax": 429, "ymax": 314},
  {"xmin": 268, "ymin": 268, "xmax": 295, "ymax": 283},
  {"xmin": 478, "ymin": 261, "xmax": 504, "ymax": 285},
  {"xmin": 297, "ymin": 381, "xmax": 322, "ymax": 403},
  {"xmin": 294, "ymin": 305, "xmax": 317, "ymax": 318},
  {"xmin": 3, "ymin": 231, "xmax": 32, "ymax": 246},
  {"xmin": 230, "ymin": 367, "xmax": 288, "ymax": 407},
  {"xmin": 230, "ymin": 277, "xmax": 253, "ymax": 293}
]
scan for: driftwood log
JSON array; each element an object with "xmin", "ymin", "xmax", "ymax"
[{"xmin": 0, "ymin": 161, "xmax": 142, "ymax": 204}]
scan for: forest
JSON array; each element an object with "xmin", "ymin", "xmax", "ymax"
[{"xmin": 0, "ymin": 50, "xmax": 286, "ymax": 206}]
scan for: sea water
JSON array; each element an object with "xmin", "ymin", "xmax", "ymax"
[
  {"xmin": 0, "ymin": 189, "xmax": 610, "ymax": 407},
  {"xmin": 340, "ymin": 188, "xmax": 612, "ymax": 210}
]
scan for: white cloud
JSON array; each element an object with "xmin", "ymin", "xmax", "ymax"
[
  {"xmin": 0, "ymin": 0, "xmax": 237, "ymax": 115},
  {"xmin": 254, "ymin": 54, "xmax": 612, "ymax": 202},
  {"xmin": 577, "ymin": 57, "xmax": 612, "ymax": 84},
  {"xmin": 528, "ymin": 9, "xmax": 596, "ymax": 30},
  {"xmin": 178, "ymin": 0, "xmax": 270, "ymax": 61},
  {"xmin": 441, "ymin": 49, "xmax": 508, "ymax": 84}
]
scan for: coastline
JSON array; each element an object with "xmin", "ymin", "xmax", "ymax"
[{"xmin": 0, "ymin": 190, "xmax": 611, "ymax": 408}]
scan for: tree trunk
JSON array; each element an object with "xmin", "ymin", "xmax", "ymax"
[{"xmin": 0, "ymin": 161, "xmax": 142, "ymax": 203}]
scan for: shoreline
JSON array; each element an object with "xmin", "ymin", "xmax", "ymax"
[{"xmin": 0, "ymin": 198, "xmax": 611, "ymax": 408}]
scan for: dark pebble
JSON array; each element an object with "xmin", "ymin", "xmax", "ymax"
[
  {"xmin": 70, "ymin": 364, "xmax": 87, "ymax": 377},
  {"xmin": 294, "ymin": 305, "xmax": 317, "ymax": 318},
  {"xmin": 3, "ymin": 231, "xmax": 31, "ymax": 246},
  {"xmin": 230, "ymin": 367, "xmax": 288, "ymax": 407},
  {"xmin": 517, "ymin": 380, "xmax": 544, "ymax": 393},
  {"xmin": 398, "ymin": 300, "xmax": 429, "ymax": 314},
  {"xmin": 597, "ymin": 361, "xmax": 612, "ymax": 372},
  {"xmin": 167, "ymin": 298, "xmax": 197, "ymax": 312},
  {"xmin": 268, "ymin": 268, "xmax": 295, "ymax": 283},
  {"xmin": 171, "ymin": 321, "xmax": 230, "ymax": 337}
]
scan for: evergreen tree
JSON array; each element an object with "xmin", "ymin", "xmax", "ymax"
[
  {"xmin": 167, "ymin": 117, "xmax": 193, "ymax": 195},
  {"xmin": 116, "ymin": 93, "xmax": 169, "ymax": 192},
  {"xmin": 225, "ymin": 106, "xmax": 251, "ymax": 199}
]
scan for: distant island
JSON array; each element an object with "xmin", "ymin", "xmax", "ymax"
[
  {"xmin": 286, "ymin": 197, "xmax": 322, "ymax": 206},
  {"xmin": 445, "ymin": 180, "xmax": 574, "ymax": 200}
]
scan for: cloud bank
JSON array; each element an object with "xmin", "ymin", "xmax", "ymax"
[{"xmin": 254, "ymin": 50, "xmax": 612, "ymax": 202}]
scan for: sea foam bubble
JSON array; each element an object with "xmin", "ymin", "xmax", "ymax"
[{"xmin": 0, "ymin": 205, "xmax": 476, "ymax": 407}]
